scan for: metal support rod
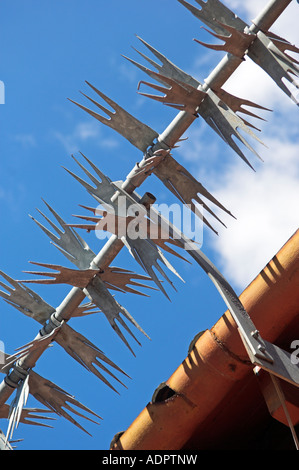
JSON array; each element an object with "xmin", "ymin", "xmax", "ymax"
[
  {"xmin": 269, "ymin": 374, "xmax": 299, "ymax": 450},
  {"xmin": 251, "ymin": 0, "xmax": 292, "ymax": 32},
  {"xmin": 0, "ymin": 0, "xmax": 292, "ymax": 406}
]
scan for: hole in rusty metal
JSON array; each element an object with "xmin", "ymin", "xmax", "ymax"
[
  {"xmin": 188, "ymin": 330, "xmax": 206, "ymax": 354},
  {"xmin": 110, "ymin": 431, "xmax": 125, "ymax": 449},
  {"xmin": 151, "ymin": 382, "xmax": 176, "ymax": 403}
]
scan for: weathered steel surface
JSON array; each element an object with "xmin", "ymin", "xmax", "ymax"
[
  {"xmin": 137, "ymin": 70, "xmax": 206, "ymax": 114},
  {"xmin": 194, "ymin": 22, "xmax": 255, "ymax": 59},
  {"xmin": 125, "ymin": 43, "xmax": 268, "ymax": 166}
]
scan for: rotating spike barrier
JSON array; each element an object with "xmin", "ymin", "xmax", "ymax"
[{"xmin": 0, "ymin": 0, "xmax": 298, "ymax": 450}]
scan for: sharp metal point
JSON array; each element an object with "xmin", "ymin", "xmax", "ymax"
[
  {"xmin": 28, "ymin": 371, "xmax": 102, "ymax": 435},
  {"xmin": 31, "ymin": 202, "xmax": 96, "ymax": 270},
  {"xmin": 69, "ymin": 84, "xmax": 159, "ymax": 152}
]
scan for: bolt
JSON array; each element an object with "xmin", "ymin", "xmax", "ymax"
[{"xmin": 251, "ymin": 329, "xmax": 260, "ymax": 338}]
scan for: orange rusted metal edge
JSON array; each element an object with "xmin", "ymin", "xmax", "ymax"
[{"xmin": 110, "ymin": 229, "xmax": 299, "ymax": 450}]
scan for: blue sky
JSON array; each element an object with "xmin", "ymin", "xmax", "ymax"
[{"xmin": 0, "ymin": 0, "xmax": 298, "ymax": 450}]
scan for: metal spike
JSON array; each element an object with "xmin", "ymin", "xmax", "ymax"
[
  {"xmin": 68, "ymin": 205, "xmax": 185, "ymax": 297},
  {"xmin": 15, "ymin": 325, "xmax": 127, "ymax": 393},
  {"xmin": 122, "ymin": 237, "xmax": 180, "ymax": 301},
  {"xmin": 65, "ymin": 154, "xmax": 143, "ymax": 220},
  {"xmin": 178, "ymin": 1, "xmax": 299, "ymax": 103},
  {"xmin": 54, "ymin": 323, "xmax": 129, "ymax": 393},
  {"xmin": 70, "ymin": 209, "xmax": 187, "ymax": 262},
  {"xmin": 28, "ymin": 370, "xmax": 102, "ymax": 435},
  {"xmin": 21, "ymin": 262, "xmax": 99, "ymax": 288},
  {"xmin": 194, "ymin": 22, "xmax": 255, "ymax": 59},
  {"xmin": 7, "ymin": 325, "xmax": 63, "ymax": 368},
  {"xmin": 266, "ymin": 31, "xmax": 299, "ymax": 65},
  {"xmin": 248, "ymin": 31, "xmax": 299, "ymax": 104},
  {"xmin": 197, "ymin": 88, "xmax": 266, "ymax": 169},
  {"xmin": 64, "ymin": 154, "xmax": 117, "ymax": 210},
  {"xmin": 6, "ymin": 375, "xmax": 30, "ymax": 443},
  {"xmin": 84, "ymin": 276, "xmax": 150, "ymax": 356},
  {"xmin": 127, "ymin": 39, "xmax": 271, "ymax": 135},
  {"xmin": 0, "ymin": 272, "xmax": 127, "ymax": 390},
  {"xmin": 137, "ymin": 69, "xmax": 265, "ymax": 166},
  {"xmin": 0, "ymin": 271, "xmax": 97, "ymax": 322},
  {"xmin": 0, "ymin": 270, "xmax": 55, "ymax": 324},
  {"xmin": 124, "ymin": 35, "xmax": 200, "ymax": 88},
  {"xmin": 0, "ymin": 403, "xmax": 54, "ymax": 429},
  {"xmin": 113, "ymin": 192, "xmax": 189, "ymax": 263},
  {"xmin": 149, "ymin": 149, "xmax": 235, "ymax": 230},
  {"xmin": 68, "ymin": 81, "xmax": 159, "ymax": 152},
  {"xmin": 68, "ymin": 301, "xmax": 101, "ymax": 318},
  {"xmin": 137, "ymin": 70, "xmax": 206, "ymax": 114},
  {"xmin": 1, "ymin": 326, "xmax": 64, "ymax": 381},
  {"xmin": 78, "ymin": 152, "xmax": 112, "ymax": 184},
  {"xmin": 177, "ymin": 0, "xmax": 247, "ymax": 36},
  {"xmin": 30, "ymin": 201, "xmax": 96, "ymax": 270},
  {"xmin": 92, "ymin": 265, "xmax": 157, "ymax": 297},
  {"xmin": 214, "ymin": 88, "xmax": 271, "ymax": 130},
  {"xmin": 22, "ymin": 261, "xmax": 156, "ymax": 297},
  {"xmin": 69, "ymin": 211, "xmax": 130, "ymax": 237},
  {"xmin": 126, "ymin": 36, "xmax": 270, "ymax": 131}
]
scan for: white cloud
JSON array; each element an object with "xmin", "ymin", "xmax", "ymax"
[
  {"xmin": 53, "ymin": 120, "xmax": 120, "ymax": 154},
  {"xmin": 201, "ymin": 79, "xmax": 299, "ymax": 289},
  {"xmin": 226, "ymin": 0, "xmax": 299, "ymax": 45},
  {"xmin": 75, "ymin": 121, "xmax": 100, "ymax": 140},
  {"xmin": 206, "ymin": 130, "xmax": 299, "ymax": 290},
  {"xmin": 14, "ymin": 133, "xmax": 37, "ymax": 147}
]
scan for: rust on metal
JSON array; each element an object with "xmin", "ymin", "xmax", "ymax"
[{"xmin": 194, "ymin": 22, "xmax": 255, "ymax": 59}]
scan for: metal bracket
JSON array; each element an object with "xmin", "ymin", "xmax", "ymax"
[{"xmin": 240, "ymin": 333, "xmax": 299, "ymax": 388}]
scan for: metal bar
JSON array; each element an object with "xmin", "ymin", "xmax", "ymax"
[
  {"xmin": 269, "ymin": 374, "xmax": 299, "ymax": 450},
  {"xmin": 250, "ymin": 0, "xmax": 292, "ymax": 32},
  {"xmin": 0, "ymin": 0, "xmax": 292, "ymax": 407}
]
